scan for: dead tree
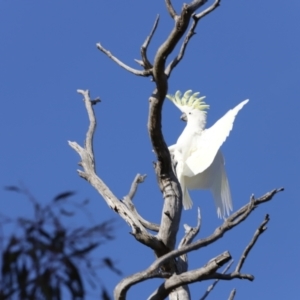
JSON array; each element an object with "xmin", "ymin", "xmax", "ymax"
[{"xmin": 69, "ymin": 1, "xmax": 283, "ymax": 299}]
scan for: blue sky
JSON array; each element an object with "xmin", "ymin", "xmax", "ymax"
[{"xmin": 0, "ymin": 1, "xmax": 299, "ymax": 299}]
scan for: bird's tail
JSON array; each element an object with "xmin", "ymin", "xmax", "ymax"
[{"xmin": 211, "ymin": 161, "xmax": 232, "ymax": 218}]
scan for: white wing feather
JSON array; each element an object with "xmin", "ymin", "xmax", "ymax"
[
  {"xmin": 210, "ymin": 151, "xmax": 232, "ymax": 218},
  {"xmin": 186, "ymin": 99, "xmax": 249, "ymax": 175},
  {"xmin": 184, "ymin": 150, "xmax": 232, "ymax": 217},
  {"xmin": 172, "ymin": 148, "xmax": 193, "ymax": 209}
]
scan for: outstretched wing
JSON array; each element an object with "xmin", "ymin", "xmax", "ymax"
[
  {"xmin": 210, "ymin": 151, "xmax": 232, "ymax": 218},
  {"xmin": 186, "ymin": 99, "xmax": 249, "ymax": 175}
]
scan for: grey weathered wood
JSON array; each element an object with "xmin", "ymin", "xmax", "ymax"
[{"xmin": 69, "ymin": 1, "xmax": 284, "ymax": 299}]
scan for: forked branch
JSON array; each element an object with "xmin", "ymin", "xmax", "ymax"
[
  {"xmin": 149, "ymin": 1, "xmax": 224, "ymax": 256},
  {"xmin": 69, "ymin": 90, "xmax": 163, "ymax": 252},
  {"xmin": 205, "ymin": 215, "xmax": 271, "ymax": 283},
  {"xmin": 200, "ymin": 260, "xmax": 234, "ymax": 300},
  {"xmin": 73, "ymin": 2, "xmax": 283, "ymax": 300},
  {"xmin": 165, "ymin": 0, "xmax": 177, "ymax": 19},
  {"xmin": 235, "ymin": 214, "xmax": 270, "ymax": 273},
  {"xmin": 179, "ymin": 208, "xmax": 202, "ymax": 249},
  {"xmin": 114, "ymin": 188, "xmax": 283, "ymax": 299},
  {"xmin": 123, "ymin": 174, "xmax": 160, "ymax": 232},
  {"xmin": 139, "ymin": 15, "xmax": 160, "ymax": 70},
  {"xmin": 96, "ymin": 43, "xmax": 152, "ymax": 77},
  {"xmin": 148, "ymin": 251, "xmax": 231, "ymax": 300},
  {"xmin": 166, "ymin": 0, "xmax": 221, "ymax": 76},
  {"xmin": 147, "ymin": 214, "xmax": 271, "ymax": 299}
]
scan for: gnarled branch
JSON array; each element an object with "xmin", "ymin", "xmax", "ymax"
[
  {"xmin": 149, "ymin": 1, "xmax": 224, "ymax": 256},
  {"xmin": 166, "ymin": 0, "xmax": 222, "ymax": 76},
  {"xmin": 114, "ymin": 188, "xmax": 283, "ymax": 298},
  {"xmin": 139, "ymin": 15, "xmax": 160, "ymax": 70},
  {"xmin": 69, "ymin": 90, "xmax": 163, "ymax": 252},
  {"xmin": 71, "ymin": 2, "xmax": 284, "ymax": 299},
  {"xmin": 96, "ymin": 43, "xmax": 152, "ymax": 77},
  {"xmin": 200, "ymin": 260, "xmax": 234, "ymax": 300},
  {"xmin": 147, "ymin": 251, "xmax": 231, "ymax": 300},
  {"xmin": 123, "ymin": 174, "xmax": 160, "ymax": 232}
]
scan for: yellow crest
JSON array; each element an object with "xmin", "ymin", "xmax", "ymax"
[{"xmin": 166, "ymin": 90, "xmax": 210, "ymax": 112}]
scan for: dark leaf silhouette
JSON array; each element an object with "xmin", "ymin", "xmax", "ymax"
[
  {"xmin": 4, "ymin": 185, "xmax": 21, "ymax": 193},
  {"xmin": 38, "ymin": 228, "xmax": 52, "ymax": 240},
  {"xmin": 60, "ymin": 208, "xmax": 75, "ymax": 216},
  {"xmin": 63, "ymin": 257, "xmax": 84, "ymax": 298},
  {"xmin": 53, "ymin": 191, "xmax": 76, "ymax": 202},
  {"xmin": 1, "ymin": 186, "xmax": 118, "ymax": 299},
  {"xmin": 101, "ymin": 286, "xmax": 111, "ymax": 300},
  {"xmin": 70, "ymin": 242, "xmax": 100, "ymax": 257},
  {"xmin": 102, "ymin": 258, "xmax": 122, "ymax": 276}
]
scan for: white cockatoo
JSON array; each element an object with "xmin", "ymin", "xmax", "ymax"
[{"xmin": 167, "ymin": 90, "xmax": 248, "ymax": 218}]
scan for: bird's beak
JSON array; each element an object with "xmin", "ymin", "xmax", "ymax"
[{"xmin": 180, "ymin": 113, "xmax": 187, "ymax": 122}]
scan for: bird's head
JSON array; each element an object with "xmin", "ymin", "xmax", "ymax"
[{"xmin": 166, "ymin": 90, "xmax": 209, "ymax": 126}]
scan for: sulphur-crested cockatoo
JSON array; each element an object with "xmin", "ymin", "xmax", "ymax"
[{"xmin": 167, "ymin": 90, "xmax": 248, "ymax": 218}]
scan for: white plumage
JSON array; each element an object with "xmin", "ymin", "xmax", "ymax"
[{"xmin": 167, "ymin": 90, "xmax": 248, "ymax": 218}]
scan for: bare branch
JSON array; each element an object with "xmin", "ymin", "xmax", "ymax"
[
  {"xmin": 114, "ymin": 251, "xmax": 231, "ymax": 300},
  {"xmin": 178, "ymin": 208, "xmax": 201, "ymax": 248},
  {"xmin": 114, "ymin": 188, "xmax": 283, "ymax": 299},
  {"xmin": 144, "ymin": 4, "xmax": 226, "ymax": 276},
  {"xmin": 70, "ymin": 2, "xmax": 283, "ymax": 300},
  {"xmin": 166, "ymin": 0, "xmax": 222, "ymax": 76},
  {"xmin": 69, "ymin": 90, "xmax": 165, "ymax": 253},
  {"xmin": 149, "ymin": 1, "xmax": 224, "ymax": 256},
  {"xmin": 168, "ymin": 209, "xmax": 201, "ymax": 299},
  {"xmin": 187, "ymin": 0, "xmax": 210, "ymax": 12},
  {"xmin": 209, "ymin": 271, "xmax": 254, "ymax": 281},
  {"xmin": 123, "ymin": 174, "xmax": 160, "ymax": 232},
  {"xmin": 228, "ymin": 188, "xmax": 283, "ymax": 226},
  {"xmin": 96, "ymin": 43, "xmax": 152, "ymax": 77},
  {"xmin": 147, "ymin": 251, "xmax": 231, "ymax": 300},
  {"xmin": 200, "ymin": 260, "xmax": 234, "ymax": 300},
  {"xmin": 165, "ymin": 0, "xmax": 177, "ymax": 19},
  {"xmin": 157, "ymin": 188, "xmax": 283, "ymax": 263},
  {"xmin": 139, "ymin": 15, "xmax": 160, "ymax": 70},
  {"xmin": 235, "ymin": 214, "xmax": 270, "ymax": 273},
  {"xmin": 76, "ymin": 89, "xmax": 97, "ymax": 163},
  {"xmin": 149, "ymin": 5, "xmax": 194, "ymax": 260},
  {"xmin": 165, "ymin": 18, "xmax": 198, "ymax": 76},
  {"xmin": 203, "ymin": 216, "xmax": 272, "ymax": 284},
  {"xmin": 115, "ymin": 269, "xmax": 171, "ymax": 300},
  {"xmin": 195, "ymin": 0, "xmax": 221, "ymax": 19},
  {"xmin": 228, "ymin": 289, "xmax": 236, "ymax": 300},
  {"xmin": 169, "ymin": 287, "xmax": 190, "ymax": 300},
  {"xmin": 127, "ymin": 174, "xmax": 147, "ymax": 200},
  {"xmin": 134, "ymin": 59, "xmax": 145, "ymax": 67},
  {"xmin": 176, "ymin": 208, "xmax": 201, "ymax": 280},
  {"xmin": 129, "ymin": 207, "xmax": 160, "ymax": 232}
]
